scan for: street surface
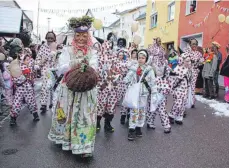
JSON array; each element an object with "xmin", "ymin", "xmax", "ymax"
[{"xmin": 0, "ymin": 88, "xmax": 229, "ymax": 168}]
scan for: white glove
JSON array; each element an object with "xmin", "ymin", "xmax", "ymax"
[
  {"xmin": 34, "ymin": 65, "xmax": 40, "ymax": 70},
  {"xmin": 57, "ymin": 64, "xmax": 70, "ymax": 76},
  {"xmin": 50, "ymin": 51, "xmax": 56, "ymax": 55}
]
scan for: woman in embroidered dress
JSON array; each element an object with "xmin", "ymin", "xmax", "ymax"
[
  {"xmin": 124, "ymin": 49, "xmax": 157, "ymax": 141},
  {"xmin": 48, "ymin": 16, "xmax": 98, "ymax": 157}
]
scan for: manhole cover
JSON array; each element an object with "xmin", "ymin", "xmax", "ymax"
[{"xmin": 2, "ymin": 149, "xmax": 18, "ymax": 155}]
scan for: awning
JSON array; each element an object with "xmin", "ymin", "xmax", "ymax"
[{"xmin": 0, "ymin": 6, "xmax": 22, "ymax": 34}]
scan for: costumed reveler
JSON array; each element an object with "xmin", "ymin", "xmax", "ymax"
[
  {"xmin": 168, "ymin": 53, "xmax": 192, "ymax": 125},
  {"xmin": 116, "ymin": 38, "xmax": 127, "ymax": 52},
  {"xmin": 96, "ymin": 40, "xmax": 118, "ymax": 132},
  {"xmin": 128, "ymin": 42, "xmax": 138, "ymax": 55},
  {"xmin": 146, "ymin": 37, "xmax": 171, "ymax": 131},
  {"xmin": 48, "ymin": 16, "xmax": 98, "ymax": 157},
  {"xmin": 123, "ymin": 49, "xmax": 157, "ymax": 141},
  {"xmin": 120, "ymin": 49, "xmax": 138, "ymax": 125},
  {"xmin": 9, "ymin": 39, "xmax": 40, "ymax": 125},
  {"xmin": 195, "ymin": 47, "xmax": 204, "ymax": 95},
  {"xmin": 35, "ymin": 31, "xmax": 57, "ymax": 113},
  {"xmin": 184, "ymin": 38, "xmax": 204, "ymax": 108},
  {"xmin": 114, "ymin": 50, "xmax": 129, "ymax": 125}
]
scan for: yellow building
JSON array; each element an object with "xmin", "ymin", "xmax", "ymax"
[{"xmin": 144, "ymin": 0, "xmax": 181, "ymax": 51}]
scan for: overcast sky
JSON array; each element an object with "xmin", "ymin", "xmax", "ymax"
[{"xmin": 15, "ymin": 0, "xmax": 146, "ymax": 37}]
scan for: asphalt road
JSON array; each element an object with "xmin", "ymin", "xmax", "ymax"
[{"xmin": 1, "ymin": 95, "xmax": 229, "ymax": 168}]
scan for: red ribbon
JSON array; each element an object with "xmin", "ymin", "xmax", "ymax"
[{"xmin": 136, "ymin": 67, "xmax": 142, "ymax": 76}]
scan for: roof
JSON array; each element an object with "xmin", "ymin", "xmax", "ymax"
[
  {"xmin": 23, "ymin": 10, "xmax": 33, "ymax": 22},
  {"xmin": 114, "ymin": 4, "xmax": 146, "ymax": 15},
  {"xmin": 0, "ymin": 0, "xmax": 18, "ymax": 8},
  {"xmin": 135, "ymin": 13, "xmax": 146, "ymax": 21},
  {"xmin": 86, "ymin": 9, "xmax": 94, "ymax": 17},
  {"xmin": 108, "ymin": 19, "xmax": 120, "ymax": 28}
]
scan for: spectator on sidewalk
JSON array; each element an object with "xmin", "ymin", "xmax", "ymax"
[
  {"xmin": 212, "ymin": 41, "xmax": 222, "ymax": 98},
  {"xmin": 202, "ymin": 46, "xmax": 218, "ymax": 99},
  {"xmin": 220, "ymin": 43, "xmax": 229, "ymax": 103}
]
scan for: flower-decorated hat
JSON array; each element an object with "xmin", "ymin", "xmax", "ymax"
[{"xmin": 68, "ymin": 16, "xmax": 94, "ymax": 33}]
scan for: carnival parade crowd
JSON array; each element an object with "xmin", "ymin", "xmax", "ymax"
[{"xmin": 0, "ymin": 15, "xmax": 229, "ymax": 158}]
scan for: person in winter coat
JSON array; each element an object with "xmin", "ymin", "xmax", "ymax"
[
  {"xmin": 212, "ymin": 41, "xmax": 222, "ymax": 98},
  {"xmin": 202, "ymin": 46, "xmax": 218, "ymax": 99},
  {"xmin": 123, "ymin": 49, "xmax": 157, "ymax": 141}
]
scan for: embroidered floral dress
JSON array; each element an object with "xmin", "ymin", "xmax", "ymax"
[{"xmin": 48, "ymin": 45, "xmax": 98, "ymax": 155}]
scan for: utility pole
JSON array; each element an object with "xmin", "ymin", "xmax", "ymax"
[
  {"xmin": 47, "ymin": 18, "xmax": 51, "ymax": 31},
  {"xmin": 37, "ymin": 0, "xmax": 40, "ymax": 43}
]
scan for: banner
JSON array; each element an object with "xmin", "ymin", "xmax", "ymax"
[
  {"xmin": 160, "ymin": 20, "xmax": 174, "ymax": 35},
  {"xmin": 188, "ymin": 4, "xmax": 215, "ymax": 28},
  {"xmin": 216, "ymin": 4, "xmax": 229, "ymax": 13},
  {"xmin": 39, "ymin": 0, "xmax": 142, "ymax": 15}
]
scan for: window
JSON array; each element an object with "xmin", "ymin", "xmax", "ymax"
[
  {"xmin": 150, "ymin": 12, "xmax": 157, "ymax": 28},
  {"xmin": 168, "ymin": 1, "xmax": 175, "ymax": 21},
  {"xmin": 186, "ymin": 0, "xmax": 197, "ymax": 15}
]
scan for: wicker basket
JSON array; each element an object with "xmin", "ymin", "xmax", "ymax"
[{"xmin": 65, "ymin": 64, "xmax": 98, "ymax": 92}]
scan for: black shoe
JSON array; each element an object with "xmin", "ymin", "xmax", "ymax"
[
  {"xmin": 135, "ymin": 127, "xmax": 143, "ymax": 137},
  {"xmin": 169, "ymin": 117, "xmax": 175, "ymax": 124},
  {"xmin": 49, "ymin": 104, "xmax": 53, "ymax": 109},
  {"xmin": 10, "ymin": 116, "xmax": 16, "ymax": 126},
  {"xmin": 164, "ymin": 127, "xmax": 171, "ymax": 134},
  {"xmin": 96, "ymin": 116, "xmax": 102, "ymax": 131},
  {"xmin": 175, "ymin": 120, "xmax": 183, "ymax": 125},
  {"xmin": 128, "ymin": 129, "xmax": 135, "ymax": 141},
  {"xmin": 191, "ymin": 105, "xmax": 195, "ymax": 108},
  {"xmin": 120, "ymin": 115, "xmax": 126, "ymax": 125},
  {"xmin": 104, "ymin": 114, "xmax": 114, "ymax": 133},
  {"xmin": 104, "ymin": 121, "xmax": 114, "ymax": 132},
  {"xmin": 127, "ymin": 114, "xmax": 130, "ymax": 121},
  {"xmin": 33, "ymin": 112, "xmax": 40, "ymax": 121},
  {"xmin": 40, "ymin": 105, "xmax": 47, "ymax": 114},
  {"xmin": 183, "ymin": 112, "xmax": 187, "ymax": 118}
]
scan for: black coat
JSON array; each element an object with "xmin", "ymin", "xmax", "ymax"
[{"xmin": 220, "ymin": 55, "xmax": 229, "ymax": 77}]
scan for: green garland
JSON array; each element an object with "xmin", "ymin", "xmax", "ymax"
[{"xmin": 68, "ymin": 16, "xmax": 94, "ymax": 29}]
